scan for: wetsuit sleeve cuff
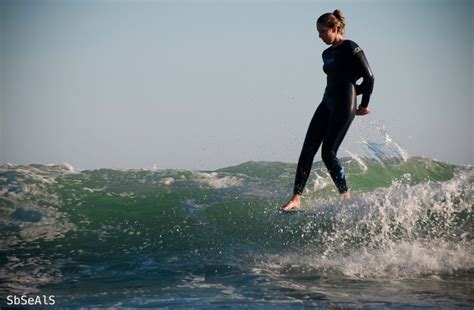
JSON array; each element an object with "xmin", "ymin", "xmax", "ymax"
[{"xmin": 360, "ymin": 94, "xmax": 371, "ymax": 108}]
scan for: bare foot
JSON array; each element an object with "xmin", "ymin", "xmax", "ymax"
[
  {"xmin": 279, "ymin": 195, "xmax": 302, "ymax": 212},
  {"xmin": 342, "ymin": 192, "xmax": 351, "ymax": 200}
]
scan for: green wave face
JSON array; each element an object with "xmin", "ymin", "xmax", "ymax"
[{"xmin": 0, "ymin": 158, "xmax": 472, "ymax": 306}]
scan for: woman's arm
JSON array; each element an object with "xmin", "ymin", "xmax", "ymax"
[{"xmin": 354, "ymin": 48, "xmax": 375, "ymax": 108}]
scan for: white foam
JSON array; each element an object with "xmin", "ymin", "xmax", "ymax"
[
  {"xmin": 193, "ymin": 172, "xmax": 243, "ymax": 189},
  {"xmin": 337, "ymin": 240, "xmax": 473, "ymax": 278},
  {"xmin": 161, "ymin": 177, "xmax": 175, "ymax": 186},
  {"xmin": 83, "ymin": 186, "xmax": 106, "ymax": 193},
  {"xmin": 177, "ymin": 273, "xmax": 246, "ymax": 300},
  {"xmin": 0, "ymin": 165, "xmax": 77, "ymax": 248},
  {"xmin": 311, "ymin": 171, "xmax": 332, "ymax": 191},
  {"xmin": 257, "ymin": 169, "xmax": 473, "ymax": 279},
  {"xmin": 59, "ymin": 163, "xmax": 81, "ymax": 174}
]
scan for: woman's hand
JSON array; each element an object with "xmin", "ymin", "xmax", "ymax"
[{"xmin": 356, "ymin": 106, "xmax": 370, "ymax": 116}]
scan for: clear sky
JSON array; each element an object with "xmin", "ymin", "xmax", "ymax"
[{"xmin": 1, "ymin": 0, "xmax": 472, "ymax": 170}]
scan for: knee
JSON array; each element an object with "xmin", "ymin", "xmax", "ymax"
[
  {"xmin": 299, "ymin": 143, "xmax": 318, "ymax": 162},
  {"xmin": 321, "ymin": 148, "xmax": 335, "ymax": 165}
]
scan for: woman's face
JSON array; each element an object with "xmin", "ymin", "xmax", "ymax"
[{"xmin": 317, "ymin": 23, "xmax": 338, "ymax": 45}]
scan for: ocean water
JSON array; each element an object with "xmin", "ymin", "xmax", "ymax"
[{"xmin": 0, "ymin": 137, "xmax": 472, "ymax": 307}]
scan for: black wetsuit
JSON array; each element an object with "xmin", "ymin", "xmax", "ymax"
[{"xmin": 293, "ymin": 39, "xmax": 374, "ymax": 195}]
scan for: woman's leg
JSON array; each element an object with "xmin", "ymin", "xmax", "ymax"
[
  {"xmin": 321, "ymin": 113, "xmax": 354, "ymax": 193},
  {"xmin": 281, "ymin": 104, "xmax": 330, "ymax": 211},
  {"xmin": 320, "ymin": 89, "xmax": 356, "ymax": 195},
  {"xmin": 293, "ymin": 104, "xmax": 330, "ymax": 195}
]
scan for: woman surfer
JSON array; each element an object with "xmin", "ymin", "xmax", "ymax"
[{"xmin": 280, "ymin": 9, "xmax": 374, "ymax": 211}]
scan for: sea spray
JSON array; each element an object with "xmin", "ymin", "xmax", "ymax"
[{"xmin": 260, "ymin": 168, "xmax": 472, "ymax": 279}]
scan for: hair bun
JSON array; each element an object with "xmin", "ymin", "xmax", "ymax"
[
  {"xmin": 333, "ymin": 9, "xmax": 345, "ymax": 22},
  {"xmin": 317, "ymin": 9, "xmax": 346, "ymax": 35}
]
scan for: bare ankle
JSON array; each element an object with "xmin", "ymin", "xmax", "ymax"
[{"xmin": 292, "ymin": 194, "xmax": 302, "ymax": 203}]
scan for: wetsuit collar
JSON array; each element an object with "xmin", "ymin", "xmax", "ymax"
[{"xmin": 331, "ymin": 39, "xmax": 345, "ymax": 48}]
